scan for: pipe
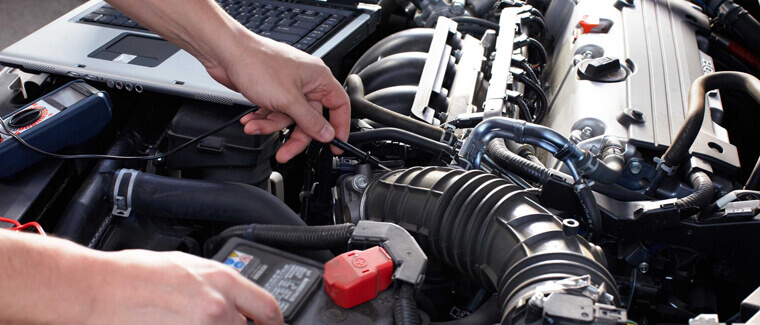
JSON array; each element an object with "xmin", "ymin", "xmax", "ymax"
[
  {"xmin": 503, "ymin": 140, "xmax": 543, "ymax": 166},
  {"xmin": 394, "ymin": 283, "xmax": 421, "ymax": 325},
  {"xmin": 361, "ymin": 167, "xmax": 618, "ymax": 324},
  {"xmin": 56, "ymin": 133, "xmax": 142, "ymax": 243},
  {"xmin": 659, "ymin": 72, "xmax": 760, "ymax": 174},
  {"xmin": 348, "ymin": 128, "xmax": 455, "ymax": 159},
  {"xmin": 350, "ymin": 29, "xmax": 459, "ymax": 76},
  {"xmin": 346, "ymin": 75, "xmax": 445, "ymax": 142},
  {"xmin": 694, "ymin": 0, "xmax": 760, "ymax": 58},
  {"xmin": 358, "ymin": 52, "xmax": 456, "ymax": 94},
  {"xmin": 487, "ymin": 139, "xmax": 551, "ymax": 185},
  {"xmin": 108, "ymin": 170, "xmax": 306, "ymax": 226},
  {"xmin": 204, "ymin": 223, "xmax": 355, "ymax": 256},
  {"xmin": 365, "ymin": 86, "xmax": 450, "ymax": 116},
  {"xmin": 677, "ymin": 171, "xmax": 714, "ymax": 214}
]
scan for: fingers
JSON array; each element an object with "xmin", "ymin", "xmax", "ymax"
[
  {"xmin": 242, "ymin": 112, "xmax": 294, "ymax": 135},
  {"xmin": 305, "ymin": 74, "xmax": 350, "ymax": 155},
  {"xmin": 283, "ymin": 90, "xmax": 335, "ymax": 143},
  {"xmin": 227, "ymin": 276, "xmax": 283, "ymax": 325},
  {"xmin": 275, "ymin": 126, "xmax": 312, "ymax": 163}
]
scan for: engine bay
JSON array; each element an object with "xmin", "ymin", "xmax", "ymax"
[{"xmin": 3, "ymin": 0, "xmax": 760, "ymax": 324}]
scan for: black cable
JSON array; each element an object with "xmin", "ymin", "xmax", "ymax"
[
  {"xmin": 514, "ymin": 59, "xmax": 540, "ymax": 84},
  {"xmin": 0, "ymin": 106, "xmax": 259, "ymax": 160},
  {"xmin": 513, "ymin": 72, "xmax": 548, "ymax": 124},
  {"xmin": 513, "ymin": 96, "xmax": 533, "ymax": 122}
]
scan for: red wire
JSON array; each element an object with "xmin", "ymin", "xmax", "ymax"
[{"xmin": 0, "ymin": 216, "xmax": 46, "ymax": 236}]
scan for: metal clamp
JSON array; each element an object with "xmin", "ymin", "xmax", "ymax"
[
  {"xmin": 350, "ymin": 220, "xmax": 428, "ymax": 286},
  {"xmin": 111, "ymin": 169, "xmax": 140, "ymax": 217}
]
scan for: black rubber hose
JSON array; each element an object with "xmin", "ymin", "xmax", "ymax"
[
  {"xmin": 394, "ymin": 283, "xmax": 421, "ymax": 325},
  {"xmin": 362, "ymin": 167, "xmax": 618, "ymax": 324},
  {"xmin": 503, "ymin": 140, "xmax": 543, "ymax": 166},
  {"xmin": 696, "ymin": 0, "xmax": 760, "ymax": 57},
  {"xmin": 349, "ymin": 128, "xmax": 455, "ymax": 158},
  {"xmin": 513, "ymin": 73, "xmax": 547, "ymax": 124},
  {"xmin": 487, "ymin": 139, "xmax": 551, "ymax": 185},
  {"xmin": 357, "ymin": 52, "xmax": 456, "ymax": 94},
  {"xmin": 346, "ymin": 75, "xmax": 445, "ymax": 141},
  {"xmin": 109, "ymin": 170, "xmax": 305, "ymax": 226},
  {"xmin": 575, "ymin": 183, "xmax": 603, "ymax": 241},
  {"xmin": 365, "ymin": 86, "xmax": 450, "ymax": 116},
  {"xmin": 350, "ymin": 29, "xmax": 462, "ymax": 76},
  {"xmin": 450, "ymin": 16, "xmax": 500, "ymax": 31},
  {"xmin": 204, "ymin": 223, "xmax": 354, "ymax": 256},
  {"xmin": 430, "ymin": 296, "xmax": 499, "ymax": 325},
  {"xmin": 661, "ymin": 72, "xmax": 760, "ymax": 171},
  {"xmin": 676, "ymin": 171, "xmax": 714, "ymax": 213},
  {"xmin": 56, "ymin": 133, "xmax": 142, "ymax": 243}
]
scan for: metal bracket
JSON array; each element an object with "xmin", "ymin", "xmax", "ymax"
[
  {"xmin": 482, "ymin": 8, "xmax": 521, "ymax": 120},
  {"xmin": 111, "ymin": 169, "xmax": 140, "ymax": 217},
  {"xmin": 411, "ymin": 16, "xmax": 458, "ymax": 124},
  {"xmin": 350, "ymin": 220, "xmax": 428, "ymax": 286}
]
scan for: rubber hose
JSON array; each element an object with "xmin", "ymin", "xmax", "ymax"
[
  {"xmin": 503, "ymin": 140, "xmax": 543, "ymax": 166},
  {"xmin": 205, "ymin": 223, "xmax": 354, "ymax": 256},
  {"xmin": 361, "ymin": 167, "xmax": 618, "ymax": 324},
  {"xmin": 676, "ymin": 171, "xmax": 714, "ymax": 213},
  {"xmin": 357, "ymin": 52, "xmax": 456, "ymax": 94},
  {"xmin": 394, "ymin": 283, "xmax": 421, "ymax": 325},
  {"xmin": 575, "ymin": 183, "xmax": 603, "ymax": 242},
  {"xmin": 349, "ymin": 128, "xmax": 455, "ymax": 158},
  {"xmin": 109, "ymin": 170, "xmax": 305, "ymax": 226},
  {"xmin": 450, "ymin": 16, "xmax": 500, "ymax": 31},
  {"xmin": 56, "ymin": 133, "xmax": 142, "ymax": 243},
  {"xmin": 365, "ymin": 86, "xmax": 450, "ymax": 116},
  {"xmin": 662, "ymin": 72, "xmax": 760, "ymax": 170},
  {"xmin": 430, "ymin": 296, "xmax": 499, "ymax": 325},
  {"xmin": 487, "ymin": 139, "xmax": 551, "ymax": 185},
  {"xmin": 346, "ymin": 75, "xmax": 445, "ymax": 141},
  {"xmin": 350, "ymin": 29, "xmax": 436, "ymax": 75},
  {"xmin": 512, "ymin": 96, "xmax": 532, "ymax": 122}
]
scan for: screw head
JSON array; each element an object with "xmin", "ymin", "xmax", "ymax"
[
  {"xmin": 352, "ymin": 175, "xmax": 369, "ymax": 191},
  {"xmin": 630, "ymin": 161, "xmax": 642, "ymax": 174},
  {"xmin": 580, "ymin": 126, "xmax": 594, "ymax": 140},
  {"xmin": 638, "ymin": 262, "xmax": 649, "ymax": 274}
]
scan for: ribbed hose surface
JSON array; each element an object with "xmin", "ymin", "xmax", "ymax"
[
  {"xmin": 205, "ymin": 224, "xmax": 354, "ymax": 256},
  {"xmin": 676, "ymin": 171, "xmax": 714, "ymax": 211},
  {"xmin": 394, "ymin": 284, "xmax": 421, "ymax": 325},
  {"xmin": 487, "ymin": 139, "xmax": 550, "ymax": 185},
  {"xmin": 514, "ymin": 73, "xmax": 547, "ymax": 124},
  {"xmin": 361, "ymin": 167, "xmax": 618, "ymax": 324}
]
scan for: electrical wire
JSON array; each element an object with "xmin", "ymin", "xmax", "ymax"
[
  {"xmin": 0, "ymin": 216, "xmax": 46, "ymax": 235},
  {"xmin": 0, "ymin": 106, "xmax": 259, "ymax": 161}
]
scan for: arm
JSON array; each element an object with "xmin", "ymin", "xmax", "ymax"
[
  {"xmin": 0, "ymin": 230, "xmax": 282, "ymax": 325},
  {"xmin": 105, "ymin": 0, "xmax": 350, "ymax": 163}
]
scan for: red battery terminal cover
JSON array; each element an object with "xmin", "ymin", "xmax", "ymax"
[{"xmin": 323, "ymin": 246, "xmax": 394, "ymax": 309}]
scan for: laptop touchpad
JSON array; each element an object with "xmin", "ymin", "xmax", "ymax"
[{"xmin": 88, "ymin": 33, "xmax": 180, "ymax": 68}]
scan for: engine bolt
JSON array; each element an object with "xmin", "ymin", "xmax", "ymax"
[
  {"xmin": 630, "ymin": 161, "xmax": 642, "ymax": 174},
  {"xmin": 638, "ymin": 262, "xmax": 649, "ymax": 274},
  {"xmin": 352, "ymin": 175, "xmax": 369, "ymax": 192},
  {"xmin": 580, "ymin": 126, "xmax": 594, "ymax": 140}
]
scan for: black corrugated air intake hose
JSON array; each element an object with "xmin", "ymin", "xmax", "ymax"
[
  {"xmin": 676, "ymin": 171, "xmax": 714, "ymax": 215},
  {"xmin": 360, "ymin": 167, "xmax": 619, "ymax": 324}
]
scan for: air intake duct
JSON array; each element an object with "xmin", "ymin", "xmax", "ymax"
[{"xmin": 360, "ymin": 167, "xmax": 619, "ymax": 324}]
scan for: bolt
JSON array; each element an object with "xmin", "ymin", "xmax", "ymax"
[
  {"xmin": 580, "ymin": 126, "xmax": 594, "ymax": 140},
  {"xmin": 632, "ymin": 109, "xmax": 644, "ymax": 119},
  {"xmin": 638, "ymin": 262, "xmax": 649, "ymax": 274},
  {"xmin": 351, "ymin": 175, "xmax": 369, "ymax": 192},
  {"xmin": 630, "ymin": 161, "xmax": 642, "ymax": 174}
]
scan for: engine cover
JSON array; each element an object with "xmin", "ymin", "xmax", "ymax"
[{"xmin": 542, "ymin": 0, "xmax": 740, "ymax": 170}]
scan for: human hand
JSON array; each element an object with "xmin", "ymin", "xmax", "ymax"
[
  {"xmin": 205, "ymin": 34, "xmax": 350, "ymax": 163},
  {"xmin": 90, "ymin": 250, "xmax": 283, "ymax": 325}
]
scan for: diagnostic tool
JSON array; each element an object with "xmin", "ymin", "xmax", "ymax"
[{"xmin": 0, "ymin": 80, "xmax": 112, "ymax": 178}]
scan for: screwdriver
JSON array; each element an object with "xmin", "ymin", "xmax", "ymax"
[{"xmin": 330, "ymin": 138, "xmax": 391, "ymax": 171}]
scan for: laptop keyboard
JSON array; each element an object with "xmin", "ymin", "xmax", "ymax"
[{"xmin": 79, "ymin": 0, "xmax": 351, "ymax": 52}]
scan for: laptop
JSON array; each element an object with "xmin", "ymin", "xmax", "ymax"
[{"xmin": 0, "ymin": 0, "xmax": 380, "ymax": 106}]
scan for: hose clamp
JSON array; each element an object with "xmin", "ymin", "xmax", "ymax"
[
  {"xmin": 111, "ymin": 169, "xmax": 140, "ymax": 217},
  {"xmin": 653, "ymin": 157, "xmax": 678, "ymax": 176}
]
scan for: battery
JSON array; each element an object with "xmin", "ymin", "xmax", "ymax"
[{"xmin": 212, "ymin": 238, "xmax": 397, "ymax": 325}]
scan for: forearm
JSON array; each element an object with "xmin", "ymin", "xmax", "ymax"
[
  {"xmin": 104, "ymin": 0, "xmax": 257, "ymax": 70},
  {"xmin": 0, "ymin": 231, "xmax": 106, "ymax": 324}
]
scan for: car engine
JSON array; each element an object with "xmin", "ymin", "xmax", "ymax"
[{"xmin": 3, "ymin": 0, "xmax": 760, "ymax": 324}]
